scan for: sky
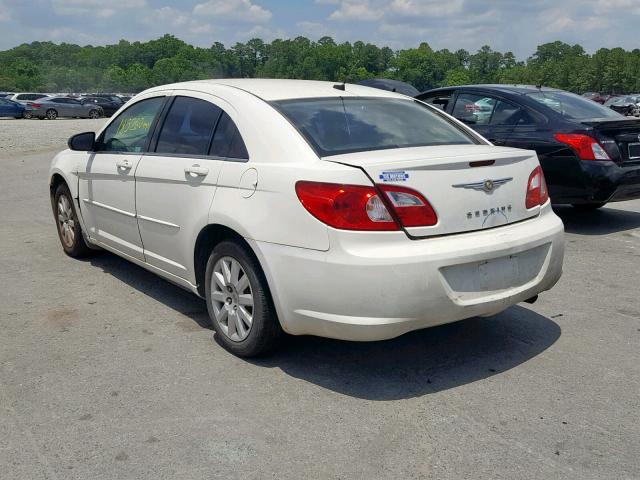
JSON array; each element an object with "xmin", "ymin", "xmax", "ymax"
[{"xmin": 0, "ymin": 0, "xmax": 638, "ymax": 58}]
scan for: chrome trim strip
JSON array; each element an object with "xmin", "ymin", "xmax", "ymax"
[
  {"xmin": 82, "ymin": 198, "xmax": 136, "ymax": 218},
  {"xmin": 137, "ymin": 215, "xmax": 180, "ymax": 229}
]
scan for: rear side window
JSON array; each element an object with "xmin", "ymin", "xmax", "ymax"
[
  {"xmin": 98, "ymin": 97, "xmax": 164, "ymax": 153},
  {"xmin": 420, "ymin": 92, "xmax": 453, "ymax": 111},
  {"xmin": 156, "ymin": 96, "xmax": 222, "ymax": 156},
  {"xmin": 209, "ymin": 113, "xmax": 249, "ymax": 159},
  {"xmin": 527, "ymin": 91, "xmax": 622, "ymax": 120},
  {"xmin": 274, "ymin": 97, "xmax": 476, "ymax": 157}
]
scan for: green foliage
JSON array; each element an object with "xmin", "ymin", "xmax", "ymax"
[{"xmin": 0, "ymin": 35, "xmax": 638, "ymax": 94}]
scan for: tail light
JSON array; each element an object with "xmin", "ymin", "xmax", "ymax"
[
  {"xmin": 31, "ymin": 103, "xmax": 41, "ymax": 108},
  {"xmin": 553, "ymin": 133, "xmax": 611, "ymax": 161},
  {"xmin": 525, "ymin": 166, "xmax": 549, "ymax": 209},
  {"xmin": 295, "ymin": 181, "xmax": 437, "ymax": 231}
]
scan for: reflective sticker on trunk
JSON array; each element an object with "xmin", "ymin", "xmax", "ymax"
[{"xmin": 379, "ymin": 171, "xmax": 409, "ymax": 182}]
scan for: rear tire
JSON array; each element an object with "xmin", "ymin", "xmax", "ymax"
[
  {"xmin": 89, "ymin": 109, "xmax": 100, "ymax": 119},
  {"xmin": 572, "ymin": 202, "xmax": 606, "ymax": 211},
  {"xmin": 52, "ymin": 183, "xmax": 94, "ymax": 258},
  {"xmin": 45, "ymin": 109, "xmax": 58, "ymax": 120},
  {"xmin": 204, "ymin": 240, "xmax": 283, "ymax": 357}
]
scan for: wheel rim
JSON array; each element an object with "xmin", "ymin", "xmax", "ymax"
[
  {"xmin": 90, "ymin": 110, "xmax": 98, "ymax": 118},
  {"xmin": 24, "ymin": 112, "xmax": 32, "ymax": 119},
  {"xmin": 47, "ymin": 110, "xmax": 57, "ymax": 120},
  {"xmin": 57, "ymin": 195, "xmax": 75, "ymax": 248},
  {"xmin": 210, "ymin": 256, "xmax": 254, "ymax": 342}
]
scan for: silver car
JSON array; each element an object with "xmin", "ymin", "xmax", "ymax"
[{"xmin": 31, "ymin": 97, "xmax": 103, "ymax": 120}]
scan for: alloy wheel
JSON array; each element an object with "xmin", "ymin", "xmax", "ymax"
[
  {"xmin": 57, "ymin": 194, "xmax": 75, "ymax": 248},
  {"xmin": 46, "ymin": 109, "xmax": 57, "ymax": 120},
  {"xmin": 210, "ymin": 256, "xmax": 254, "ymax": 342}
]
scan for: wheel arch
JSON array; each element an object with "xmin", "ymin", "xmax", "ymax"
[{"xmin": 194, "ymin": 224, "xmax": 260, "ymax": 298}]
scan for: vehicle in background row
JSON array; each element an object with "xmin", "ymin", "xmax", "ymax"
[
  {"xmin": 604, "ymin": 95, "xmax": 640, "ymax": 117},
  {"xmin": 582, "ymin": 92, "xmax": 618, "ymax": 104},
  {"xmin": 81, "ymin": 96, "xmax": 122, "ymax": 117},
  {"xmin": 8, "ymin": 93, "xmax": 50, "ymax": 104},
  {"xmin": 49, "ymin": 79, "xmax": 564, "ymax": 357},
  {"xmin": 0, "ymin": 92, "xmax": 14, "ymax": 98},
  {"xmin": 30, "ymin": 97, "xmax": 102, "ymax": 120},
  {"xmin": 417, "ymin": 85, "xmax": 640, "ymax": 210},
  {"xmin": 81, "ymin": 93, "xmax": 125, "ymax": 105},
  {"xmin": 356, "ymin": 79, "xmax": 420, "ymax": 96},
  {"xmin": 0, "ymin": 98, "xmax": 32, "ymax": 118}
]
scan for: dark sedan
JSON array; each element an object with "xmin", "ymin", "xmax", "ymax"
[
  {"xmin": 0, "ymin": 98, "xmax": 27, "ymax": 118},
  {"xmin": 417, "ymin": 85, "xmax": 640, "ymax": 210},
  {"xmin": 80, "ymin": 96, "xmax": 122, "ymax": 117},
  {"xmin": 604, "ymin": 95, "xmax": 640, "ymax": 117}
]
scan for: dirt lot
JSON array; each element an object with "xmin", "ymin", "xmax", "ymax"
[{"xmin": 1, "ymin": 119, "xmax": 639, "ymax": 479}]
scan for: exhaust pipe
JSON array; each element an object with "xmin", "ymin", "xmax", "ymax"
[{"xmin": 523, "ymin": 295, "xmax": 538, "ymax": 304}]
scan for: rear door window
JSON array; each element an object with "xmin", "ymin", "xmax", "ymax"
[
  {"xmin": 155, "ymin": 96, "xmax": 222, "ymax": 156},
  {"xmin": 98, "ymin": 97, "xmax": 165, "ymax": 153}
]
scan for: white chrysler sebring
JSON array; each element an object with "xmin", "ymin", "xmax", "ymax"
[{"xmin": 49, "ymin": 79, "xmax": 564, "ymax": 356}]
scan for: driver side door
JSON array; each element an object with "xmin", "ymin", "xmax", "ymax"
[{"xmin": 77, "ymin": 95, "xmax": 167, "ymax": 261}]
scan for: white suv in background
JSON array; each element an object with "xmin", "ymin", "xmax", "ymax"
[{"xmin": 49, "ymin": 79, "xmax": 564, "ymax": 357}]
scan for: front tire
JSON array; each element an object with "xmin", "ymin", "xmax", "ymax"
[
  {"xmin": 572, "ymin": 202, "xmax": 606, "ymax": 211},
  {"xmin": 205, "ymin": 240, "xmax": 283, "ymax": 357},
  {"xmin": 52, "ymin": 183, "xmax": 94, "ymax": 257}
]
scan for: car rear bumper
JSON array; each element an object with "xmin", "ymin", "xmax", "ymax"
[
  {"xmin": 546, "ymin": 158, "xmax": 640, "ymax": 204},
  {"xmin": 250, "ymin": 205, "xmax": 564, "ymax": 341}
]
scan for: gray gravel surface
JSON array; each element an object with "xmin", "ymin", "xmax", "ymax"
[
  {"xmin": 0, "ymin": 118, "xmax": 106, "ymax": 155},
  {"xmin": 1, "ymin": 124, "xmax": 639, "ymax": 479}
]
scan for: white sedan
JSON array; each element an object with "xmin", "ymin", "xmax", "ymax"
[{"xmin": 49, "ymin": 79, "xmax": 564, "ymax": 357}]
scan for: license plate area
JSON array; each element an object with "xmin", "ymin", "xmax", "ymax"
[{"xmin": 629, "ymin": 142, "xmax": 640, "ymax": 160}]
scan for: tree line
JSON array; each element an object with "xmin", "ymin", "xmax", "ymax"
[{"xmin": 1, "ymin": 34, "xmax": 639, "ymax": 94}]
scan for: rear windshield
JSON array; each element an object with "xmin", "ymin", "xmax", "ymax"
[
  {"xmin": 527, "ymin": 91, "xmax": 622, "ymax": 120},
  {"xmin": 273, "ymin": 97, "xmax": 477, "ymax": 157}
]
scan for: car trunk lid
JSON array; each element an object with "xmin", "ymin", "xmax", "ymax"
[
  {"xmin": 324, "ymin": 145, "xmax": 542, "ymax": 238},
  {"xmin": 580, "ymin": 117, "xmax": 640, "ymax": 164}
]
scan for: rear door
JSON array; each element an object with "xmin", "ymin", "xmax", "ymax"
[
  {"xmin": 134, "ymin": 92, "xmax": 236, "ymax": 280},
  {"xmin": 78, "ymin": 95, "xmax": 167, "ymax": 260},
  {"xmin": 0, "ymin": 99, "xmax": 8, "ymax": 116}
]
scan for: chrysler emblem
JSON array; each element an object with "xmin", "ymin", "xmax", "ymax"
[{"xmin": 452, "ymin": 177, "xmax": 513, "ymax": 193}]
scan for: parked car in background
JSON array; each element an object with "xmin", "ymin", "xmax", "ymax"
[
  {"xmin": 417, "ymin": 85, "xmax": 640, "ymax": 210},
  {"xmin": 81, "ymin": 96, "xmax": 122, "ymax": 117},
  {"xmin": 30, "ymin": 97, "xmax": 103, "ymax": 119},
  {"xmin": 8, "ymin": 93, "xmax": 50, "ymax": 104},
  {"xmin": 82, "ymin": 93, "xmax": 125, "ymax": 105},
  {"xmin": 0, "ymin": 98, "xmax": 29, "ymax": 118},
  {"xmin": 0, "ymin": 92, "xmax": 14, "ymax": 98},
  {"xmin": 49, "ymin": 79, "xmax": 564, "ymax": 357},
  {"xmin": 118, "ymin": 95, "xmax": 132, "ymax": 103},
  {"xmin": 356, "ymin": 79, "xmax": 420, "ymax": 96},
  {"xmin": 604, "ymin": 95, "xmax": 640, "ymax": 117}
]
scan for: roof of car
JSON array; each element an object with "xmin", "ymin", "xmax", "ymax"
[
  {"xmin": 419, "ymin": 84, "xmax": 564, "ymax": 96},
  {"xmin": 144, "ymin": 78, "xmax": 408, "ymax": 101}
]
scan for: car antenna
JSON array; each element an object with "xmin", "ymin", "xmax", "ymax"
[{"xmin": 333, "ymin": 81, "xmax": 346, "ymax": 91}]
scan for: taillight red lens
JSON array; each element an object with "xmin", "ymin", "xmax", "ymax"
[
  {"xmin": 378, "ymin": 184, "xmax": 438, "ymax": 227},
  {"xmin": 31, "ymin": 103, "xmax": 41, "ymax": 108},
  {"xmin": 295, "ymin": 181, "xmax": 398, "ymax": 231},
  {"xmin": 553, "ymin": 133, "xmax": 611, "ymax": 161},
  {"xmin": 295, "ymin": 181, "xmax": 438, "ymax": 231},
  {"xmin": 525, "ymin": 166, "xmax": 549, "ymax": 209}
]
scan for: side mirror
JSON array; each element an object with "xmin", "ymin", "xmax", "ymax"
[{"xmin": 68, "ymin": 131, "xmax": 95, "ymax": 151}]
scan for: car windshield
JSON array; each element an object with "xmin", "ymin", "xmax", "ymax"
[
  {"xmin": 527, "ymin": 91, "xmax": 622, "ymax": 119},
  {"xmin": 273, "ymin": 97, "xmax": 477, "ymax": 157}
]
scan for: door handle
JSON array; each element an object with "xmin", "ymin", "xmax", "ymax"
[
  {"xmin": 184, "ymin": 165, "xmax": 209, "ymax": 176},
  {"xmin": 116, "ymin": 158, "xmax": 132, "ymax": 169}
]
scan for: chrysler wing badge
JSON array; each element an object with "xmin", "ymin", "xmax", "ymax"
[{"xmin": 452, "ymin": 177, "xmax": 513, "ymax": 193}]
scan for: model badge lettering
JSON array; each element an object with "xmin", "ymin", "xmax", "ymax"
[{"xmin": 379, "ymin": 171, "xmax": 409, "ymax": 182}]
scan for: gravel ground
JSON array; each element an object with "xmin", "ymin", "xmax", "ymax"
[
  {"xmin": 1, "ymin": 121, "xmax": 639, "ymax": 479},
  {"xmin": 0, "ymin": 118, "xmax": 106, "ymax": 154}
]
